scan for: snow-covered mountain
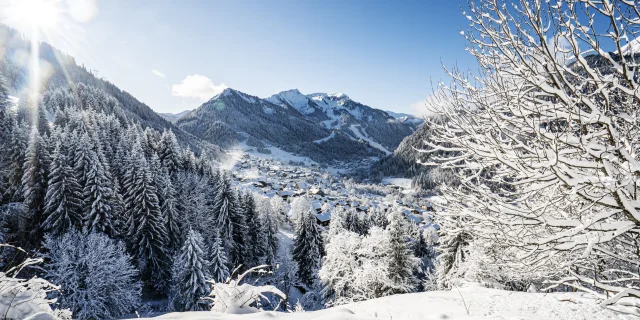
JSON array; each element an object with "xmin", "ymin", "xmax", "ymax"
[
  {"xmin": 159, "ymin": 109, "xmax": 192, "ymax": 122},
  {"xmin": 177, "ymin": 88, "xmax": 385, "ymax": 162},
  {"xmin": 266, "ymin": 89, "xmax": 418, "ymax": 155},
  {"xmin": 385, "ymin": 110, "xmax": 424, "ymax": 126},
  {"xmin": 621, "ymin": 37, "xmax": 640, "ymax": 55}
]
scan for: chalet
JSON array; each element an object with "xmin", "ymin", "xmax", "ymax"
[
  {"xmin": 315, "ymin": 211, "xmax": 331, "ymax": 227},
  {"xmin": 309, "ymin": 188, "xmax": 324, "ymax": 197}
]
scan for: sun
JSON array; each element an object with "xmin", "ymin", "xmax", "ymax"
[{"xmin": 2, "ymin": 0, "xmax": 62, "ymax": 30}]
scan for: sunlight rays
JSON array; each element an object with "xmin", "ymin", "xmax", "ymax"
[{"xmin": 0, "ymin": 0, "xmax": 98, "ymax": 129}]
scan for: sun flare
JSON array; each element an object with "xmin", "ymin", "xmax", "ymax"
[{"xmin": 3, "ymin": 0, "xmax": 61, "ymax": 30}]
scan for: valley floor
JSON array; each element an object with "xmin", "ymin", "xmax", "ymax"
[{"xmin": 139, "ymin": 284, "xmax": 633, "ymax": 320}]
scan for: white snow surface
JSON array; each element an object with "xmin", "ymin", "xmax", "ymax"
[
  {"xmin": 313, "ymin": 132, "xmax": 336, "ymax": 144},
  {"xmin": 228, "ymin": 141, "xmax": 317, "ymax": 167},
  {"xmin": 349, "ymin": 125, "xmax": 391, "ymax": 155},
  {"xmin": 138, "ymin": 284, "xmax": 631, "ymax": 319},
  {"xmin": 382, "ymin": 177, "xmax": 412, "ymax": 189},
  {"xmin": 266, "ymin": 89, "xmax": 316, "ymax": 115}
]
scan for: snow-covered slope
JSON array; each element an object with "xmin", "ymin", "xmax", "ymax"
[
  {"xmin": 140, "ymin": 284, "xmax": 629, "ymax": 319},
  {"xmin": 621, "ymin": 37, "xmax": 640, "ymax": 55},
  {"xmin": 266, "ymin": 89, "xmax": 418, "ymax": 155}
]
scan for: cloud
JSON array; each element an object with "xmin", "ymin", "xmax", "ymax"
[
  {"xmin": 171, "ymin": 74, "xmax": 228, "ymax": 100},
  {"xmin": 410, "ymin": 100, "xmax": 428, "ymax": 116},
  {"xmin": 66, "ymin": 0, "xmax": 99, "ymax": 22},
  {"xmin": 152, "ymin": 69, "xmax": 166, "ymax": 78}
]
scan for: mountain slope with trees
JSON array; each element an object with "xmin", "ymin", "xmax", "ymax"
[
  {"xmin": 0, "ymin": 25, "xmax": 218, "ymax": 156},
  {"xmin": 177, "ymin": 88, "xmax": 384, "ymax": 162}
]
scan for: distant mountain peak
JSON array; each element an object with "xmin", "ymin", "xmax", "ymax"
[{"xmin": 621, "ymin": 37, "xmax": 640, "ymax": 55}]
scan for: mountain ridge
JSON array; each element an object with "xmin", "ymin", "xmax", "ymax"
[{"xmin": 176, "ymin": 87, "xmax": 384, "ymax": 162}]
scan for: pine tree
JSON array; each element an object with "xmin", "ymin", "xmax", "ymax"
[
  {"xmin": 123, "ymin": 143, "xmax": 169, "ymax": 290},
  {"xmin": 170, "ymin": 230, "xmax": 210, "ymax": 312},
  {"xmin": 3, "ymin": 122, "xmax": 28, "ymax": 202},
  {"xmin": 211, "ymin": 171, "xmax": 236, "ymax": 241},
  {"xmin": 83, "ymin": 151, "xmax": 116, "ymax": 236},
  {"xmin": 292, "ymin": 199, "xmax": 323, "ymax": 287},
  {"xmin": 74, "ymin": 132, "xmax": 95, "ymax": 189},
  {"xmin": 242, "ymin": 193, "xmax": 262, "ymax": 268},
  {"xmin": 42, "ymin": 143, "xmax": 83, "ymax": 235},
  {"xmin": 211, "ymin": 171, "xmax": 246, "ymax": 268},
  {"xmin": 21, "ymin": 128, "xmax": 50, "ymax": 246},
  {"xmin": 209, "ymin": 231, "xmax": 230, "ymax": 283},
  {"xmin": 158, "ymin": 129, "xmax": 181, "ymax": 174},
  {"xmin": 370, "ymin": 208, "xmax": 389, "ymax": 229},
  {"xmin": 385, "ymin": 211, "xmax": 419, "ymax": 294},
  {"xmin": 0, "ymin": 88, "xmax": 16, "ymax": 204},
  {"xmin": 259, "ymin": 199, "xmax": 279, "ymax": 267},
  {"xmin": 158, "ymin": 168, "xmax": 182, "ymax": 254}
]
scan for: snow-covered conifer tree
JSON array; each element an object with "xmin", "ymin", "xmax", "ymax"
[
  {"xmin": 158, "ymin": 168, "xmax": 182, "ymax": 254},
  {"xmin": 82, "ymin": 151, "xmax": 116, "ymax": 236},
  {"xmin": 209, "ymin": 231, "xmax": 230, "ymax": 283},
  {"xmin": 170, "ymin": 229, "xmax": 210, "ymax": 311},
  {"xmin": 2, "ymin": 123, "xmax": 27, "ymax": 202},
  {"xmin": 242, "ymin": 192, "xmax": 262, "ymax": 268},
  {"xmin": 158, "ymin": 129, "xmax": 181, "ymax": 174},
  {"xmin": 73, "ymin": 132, "xmax": 95, "ymax": 190},
  {"xmin": 122, "ymin": 143, "xmax": 169, "ymax": 290},
  {"xmin": 21, "ymin": 128, "xmax": 50, "ymax": 246},
  {"xmin": 42, "ymin": 143, "xmax": 83, "ymax": 235},
  {"xmin": 384, "ymin": 211, "xmax": 419, "ymax": 294},
  {"xmin": 256, "ymin": 196, "xmax": 278, "ymax": 266},
  {"xmin": 292, "ymin": 198, "xmax": 323, "ymax": 287}
]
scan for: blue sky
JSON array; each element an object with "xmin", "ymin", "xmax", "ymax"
[{"xmin": 2, "ymin": 0, "xmax": 475, "ymax": 115}]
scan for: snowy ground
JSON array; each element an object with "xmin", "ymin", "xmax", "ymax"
[
  {"xmin": 381, "ymin": 177, "xmax": 413, "ymax": 189},
  {"xmin": 348, "ymin": 124, "xmax": 392, "ymax": 155},
  {"xmin": 138, "ymin": 284, "xmax": 633, "ymax": 319},
  {"xmin": 226, "ymin": 141, "xmax": 317, "ymax": 169}
]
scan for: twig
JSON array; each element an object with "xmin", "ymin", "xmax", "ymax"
[{"xmin": 454, "ymin": 285, "xmax": 471, "ymax": 316}]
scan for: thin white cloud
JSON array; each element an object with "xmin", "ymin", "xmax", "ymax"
[
  {"xmin": 152, "ymin": 69, "xmax": 166, "ymax": 78},
  {"xmin": 120, "ymin": 40, "xmax": 128, "ymax": 44},
  {"xmin": 171, "ymin": 74, "xmax": 228, "ymax": 101}
]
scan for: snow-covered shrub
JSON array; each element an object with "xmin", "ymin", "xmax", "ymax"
[
  {"xmin": 44, "ymin": 230, "xmax": 141, "ymax": 319},
  {"xmin": 320, "ymin": 219, "xmax": 420, "ymax": 307},
  {"xmin": 208, "ymin": 265, "xmax": 286, "ymax": 314},
  {"xmin": 0, "ymin": 254, "xmax": 71, "ymax": 320}
]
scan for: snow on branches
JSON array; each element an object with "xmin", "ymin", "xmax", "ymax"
[
  {"xmin": 422, "ymin": 0, "xmax": 640, "ymax": 309},
  {"xmin": 208, "ymin": 265, "xmax": 286, "ymax": 314}
]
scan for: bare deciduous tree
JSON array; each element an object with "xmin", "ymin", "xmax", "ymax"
[{"xmin": 423, "ymin": 0, "xmax": 640, "ymax": 309}]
